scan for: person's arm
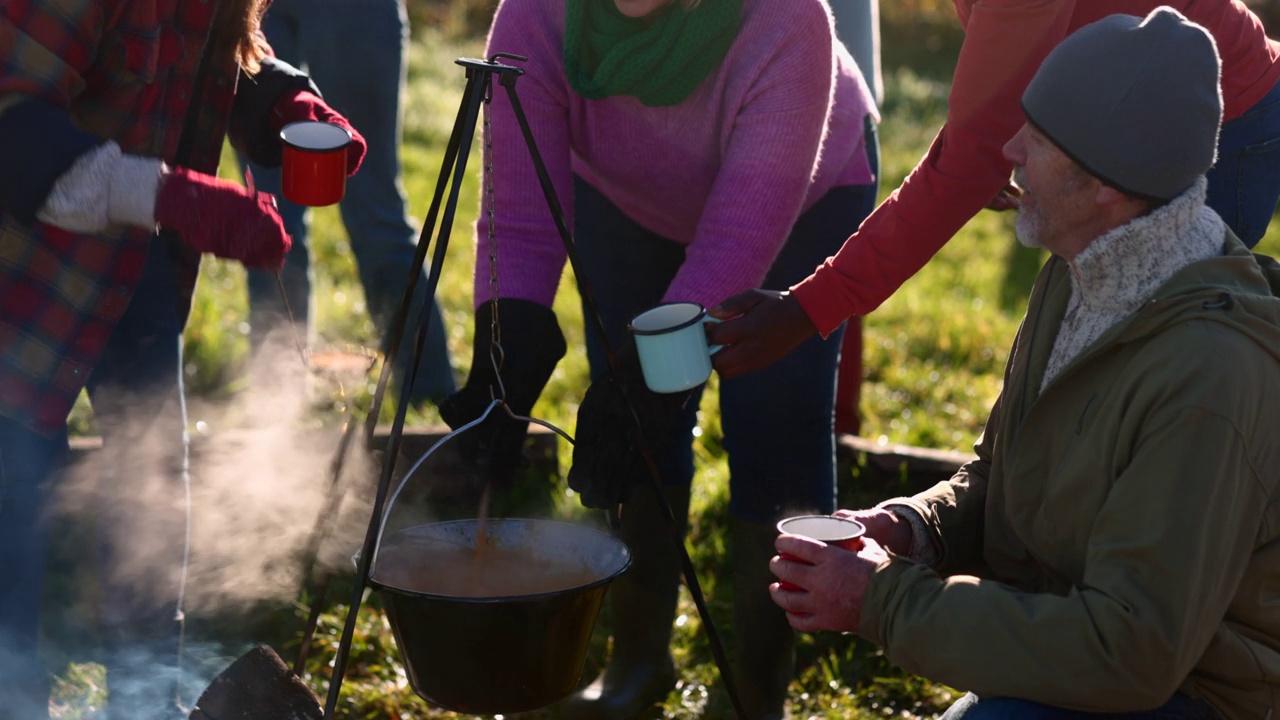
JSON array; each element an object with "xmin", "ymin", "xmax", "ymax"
[
  {"xmin": 227, "ymin": 56, "xmax": 321, "ymax": 168},
  {"xmin": 0, "ymin": 0, "xmax": 113, "ymax": 224},
  {"xmin": 835, "ymin": 406, "xmax": 998, "ymax": 568},
  {"xmin": 791, "ymin": 0, "xmax": 1076, "ymax": 335},
  {"xmin": 872, "ymin": 398, "xmax": 996, "ymax": 573},
  {"xmin": 0, "ymin": 93, "xmax": 107, "ymax": 225},
  {"xmin": 0, "ymin": 7, "xmax": 291, "ymax": 270},
  {"xmin": 475, "ymin": 0, "xmax": 576, "ymax": 311},
  {"xmin": 0, "ymin": 6, "xmax": 160, "ymax": 234},
  {"xmin": 857, "ymin": 405, "xmax": 1269, "ymax": 712}
]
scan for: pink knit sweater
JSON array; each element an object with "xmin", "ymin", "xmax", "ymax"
[{"xmin": 474, "ymin": 0, "xmax": 877, "ymax": 311}]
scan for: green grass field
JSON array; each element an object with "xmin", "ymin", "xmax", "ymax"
[{"xmin": 48, "ymin": 9, "xmax": 1280, "ymax": 720}]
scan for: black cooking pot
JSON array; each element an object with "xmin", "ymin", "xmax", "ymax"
[{"xmin": 368, "ymin": 518, "xmax": 631, "ymax": 715}]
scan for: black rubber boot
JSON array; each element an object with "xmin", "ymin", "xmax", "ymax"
[
  {"xmin": 556, "ymin": 483, "xmax": 691, "ymax": 720},
  {"xmin": 731, "ymin": 517, "xmax": 795, "ymax": 720}
]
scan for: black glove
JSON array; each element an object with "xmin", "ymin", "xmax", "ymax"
[
  {"xmin": 438, "ymin": 299, "xmax": 565, "ymax": 489},
  {"xmin": 567, "ymin": 343, "xmax": 700, "ymax": 509}
]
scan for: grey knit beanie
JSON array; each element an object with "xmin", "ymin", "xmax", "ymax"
[{"xmin": 1021, "ymin": 8, "xmax": 1222, "ymax": 201}]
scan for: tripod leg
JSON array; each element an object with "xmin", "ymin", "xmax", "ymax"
[
  {"xmin": 498, "ymin": 75, "xmax": 749, "ymax": 719},
  {"xmin": 321, "ymin": 67, "xmax": 492, "ymax": 720}
]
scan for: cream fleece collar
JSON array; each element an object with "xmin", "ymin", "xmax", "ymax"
[{"xmin": 1041, "ymin": 178, "xmax": 1224, "ymax": 390}]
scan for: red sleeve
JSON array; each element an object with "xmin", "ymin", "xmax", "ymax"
[{"xmin": 792, "ymin": 0, "xmax": 1076, "ymax": 335}]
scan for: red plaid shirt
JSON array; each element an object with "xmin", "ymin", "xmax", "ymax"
[{"xmin": 0, "ymin": 0, "xmax": 257, "ymax": 435}]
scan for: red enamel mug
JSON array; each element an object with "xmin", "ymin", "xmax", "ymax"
[
  {"xmin": 280, "ymin": 121, "xmax": 351, "ymax": 207},
  {"xmin": 774, "ymin": 515, "xmax": 866, "ymax": 591}
]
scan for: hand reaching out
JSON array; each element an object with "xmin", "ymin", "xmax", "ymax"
[
  {"xmin": 567, "ymin": 342, "xmax": 699, "ymax": 509},
  {"xmin": 155, "ymin": 167, "xmax": 291, "ymax": 270},
  {"xmin": 271, "ymin": 90, "xmax": 367, "ymax": 175},
  {"xmin": 437, "ymin": 299, "xmax": 566, "ymax": 491},
  {"xmin": 707, "ymin": 290, "xmax": 818, "ymax": 378}
]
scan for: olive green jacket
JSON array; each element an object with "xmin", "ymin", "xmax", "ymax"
[{"xmin": 861, "ymin": 234, "xmax": 1280, "ymax": 718}]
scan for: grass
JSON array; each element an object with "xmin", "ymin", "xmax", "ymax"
[{"xmin": 48, "ymin": 9, "xmax": 1280, "ymax": 720}]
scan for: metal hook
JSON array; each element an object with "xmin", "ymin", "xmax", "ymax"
[
  {"xmin": 487, "ymin": 340, "xmax": 507, "ymax": 403},
  {"xmin": 500, "ymin": 402, "xmax": 575, "ymax": 446},
  {"xmin": 373, "ymin": 398, "xmax": 501, "ymax": 567}
]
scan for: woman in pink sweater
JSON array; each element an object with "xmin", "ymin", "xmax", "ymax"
[
  {"xmin": 709, "ymin": 0, "xmax": 1280, "ymax": 378},
  {"xmin": 436, "ymin": 0, "xmax": 878, "ymax": 715}
]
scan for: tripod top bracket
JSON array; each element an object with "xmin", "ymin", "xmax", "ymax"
[{"xmin": 456, "ymin": 55, "xmax": 527, "ymax": 80}]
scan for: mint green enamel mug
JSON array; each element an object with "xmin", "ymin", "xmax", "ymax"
[{"xmin": 628, "ymin": 302, "xmax": 722, "ymax": 394}]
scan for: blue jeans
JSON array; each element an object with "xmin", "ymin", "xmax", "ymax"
[
  {"xmin": 1206, "ymin": 77, "xmax": 1280, "ymax": 248},
  {"xmin": 573, "ymin": 154, "xmax": 879, "ymax": 522},
  {"xmin": 241, "ymin": 0, "xmax": 455, "ymax": 405},
  {"xmin": 830, "ymin": 0, "xmax": 883, "ymax": 104},
  {"xmin": 941, "ymin": 692, "xmax": 1222, "ymax": 719}
]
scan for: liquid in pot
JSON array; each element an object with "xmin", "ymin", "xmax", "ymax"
[{"xmin": 373, "ymin": 540, "xmax": 602, "ymax": 598}]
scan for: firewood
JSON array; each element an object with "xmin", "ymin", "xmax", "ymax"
[{"xmin": 188, "ymin": 644, "xmax": 322, "ymax": 720}]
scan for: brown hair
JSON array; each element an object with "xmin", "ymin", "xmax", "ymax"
[{"xmin": 213, "ymin": 0, "xmax": 271, "ymax": 75}]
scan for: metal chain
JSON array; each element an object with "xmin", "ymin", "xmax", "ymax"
[{"xmin": 482, "ymin": 75, "xmax": 507, "ymax": 403}]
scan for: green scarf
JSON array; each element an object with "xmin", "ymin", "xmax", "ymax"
[{"xmin": 564, "ymin": 0, "xmax": 743, "ymax": 107}]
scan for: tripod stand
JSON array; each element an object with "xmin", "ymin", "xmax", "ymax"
[{"xmin": 319, "ymin": 54, "xmax": 747, "ymax": 719}]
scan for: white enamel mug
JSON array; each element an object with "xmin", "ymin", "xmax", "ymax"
[{"xmin": 628, "ymin": 302, "xmax": 722, "ymax": 394}]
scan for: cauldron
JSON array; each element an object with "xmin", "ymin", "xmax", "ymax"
[{"xmin": 368, "ymin": 518, "xmax": 631, "ymax": 715}]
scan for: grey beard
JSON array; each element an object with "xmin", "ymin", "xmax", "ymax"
[
  {"xmin": 1015, "ymin": 207, "xmax": 1044, "ymax": 249},
  {"xmin": 1010, "ymin": 169, "xmax": 1041, "ymax": 249}
]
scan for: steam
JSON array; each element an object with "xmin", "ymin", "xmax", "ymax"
[
  {"xmin": 183, "ymin": 340, "xmax": 377, "ymax": 613},
  {"xmin": 54, "ymin": 333, "xmax": 378, "ymax": 620}
]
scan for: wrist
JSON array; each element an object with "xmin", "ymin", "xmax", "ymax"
[
  {"xmin": 270, "ymin": 89, "xmax": 326, "ymax": 134},
  {"xmin": 154, "ymin": 167, "xmax": 234, "ymax": 231},
  {"xmin": 878, "ymin": 502, "xmax": 941, "ymax": 566},
  {"xmin": 788, "ymin": 277, "xmax": 845, "ymax": 339},
  {"xmin": 883, "ymin": 511, "xmax": 915, "ymax": 556},
  {"xmin": 153, "ymin": 167, "xmax": 191, "ymax": 230}
]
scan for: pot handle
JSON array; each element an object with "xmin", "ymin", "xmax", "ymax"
[{"xmin": 371, "ymin": 398, "xmax": 575, "ymax": 572}]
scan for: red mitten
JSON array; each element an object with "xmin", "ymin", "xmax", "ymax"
[
  {"xmin": 270, "ymin": 90, "xmax": 366, "ymax": 175},
  {"xmin": 155, "ymin": 167, "xmax": 292, "ymax": 271}
]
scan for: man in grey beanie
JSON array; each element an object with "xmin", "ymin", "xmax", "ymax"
[
  {"xmin": 768, "ymin": 8, "xmax": 1280, "ymax": 719},
  {"xmin": 1020, "ymin": 8, "xmax": 1222, "ymax": 207}
]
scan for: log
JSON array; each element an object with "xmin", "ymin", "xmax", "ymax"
[
  {"xmin": 836, "ymin": 433, "xmax": 971, "ymax": 496},
  {"xmin": 188, "ymin": 644, "xmax": 322, "ymax": 720}
]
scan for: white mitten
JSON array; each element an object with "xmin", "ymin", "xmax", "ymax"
[{"xmin": 36, "ymin": 141, "xmax": 163, "ymax": 233}]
